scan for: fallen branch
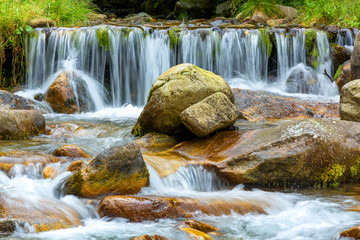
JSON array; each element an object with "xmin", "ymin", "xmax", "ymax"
[{"xmin": 324, "ymin": 69, "xmax": 334, "ymax": 82}]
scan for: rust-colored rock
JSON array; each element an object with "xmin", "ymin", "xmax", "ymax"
[
  {"xmin": 131, "ymin": 235, "xmax": 168, "ymax": 240},
  {"xmin": 67, "ymin": 160, "xmax": 85, "ymax": 172},
  {"xmin": 181, "ymin": 219, "xmax": 218, "ymax": 233},
  {"xmin": 98, "ymin": 196, "xmax": 265, "ymax": 222},
  {"xmin": 28, "ymin": 18, "xmax": 54, "ymax": 28},
  {"xmin": 336, "ymin": 60, "xmax": 351, "ymax": 90},
  {"xmin": 232, "ymin": 89, "xmax": 339, "ymax": 121},
  {"xmin": 44, "ymin": 72, "xmax": 79, "ymax": 114},
  {"xmin": 340, "ymin": 226, "xmax": 360, "ymax": 239},
  {"xmin": 135, "ymin": 133, "xmax": 180, "ymax": 151},
  {"xmin": 180, "ymin": 227, "xmax": 212, "ymax": 240},
  {"xmin": 52, "ymin": 145, "xmax": 90, "ymax": 158},
  {"xmin": 43, "ymin": 165, "xmax": 58, "ymax": 179}
]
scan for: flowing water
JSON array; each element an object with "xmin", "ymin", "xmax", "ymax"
[{"xmin": 3, "ymin": 26, "xmax": 359, "ymax": 239}]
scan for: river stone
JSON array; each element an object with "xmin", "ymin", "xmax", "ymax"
[
  {"xmin": 351, "ymin": 33, "xmax": 360, "ymax": 80},
  {"xmin": 44, "ymin": 72, "xmax": 79, "ymax": 114},
  {"xmin": 336, "ymin": 60, "xmax": 351, "ymax": 90},
  {"xmin": 131, "ymin": 235, "xmax": 168, "ymax": 240},
  {"xmin": 340, "ymin": 226, "xmax": 360, "ymax": 239},
  {"xmin": 0, "ymin": 90, "xmax": 35, "ymax": 110},
  {"xmin": 252, "ymin": 10, "xmax": 269, "ymax": 23},
  {"xmin": 180, "ymin": 228, "xmax": 212, "ymax": 240},
  {"xmin": 146, "ymin": 119, "xmax": 360, "ymax": 187},
  {"xmin": 215, "ymin": 1, "xmax": 231, "ymax": 17},
  {"xmin": 98, "ymin": 195, "xmax": 265, "ymax": 221},
  {"xmin": 52, "ymin": 145, "xmax": 90, "ymax": 158},
  {"xmin": 180, "ymin": 92, "xmax": 238, "ymax": 137},
  {"xmin": 131, "ymin": 63, "xmax": 234, "ymax": 136},
  {"xmin": 174, "ymin": 0, "xmax": 216, "ymax": 19},
  {"xmin": 63, "ymin": 142, "xmax": 149, "ymax": 198},
  {"xmin": 0, "ymin": 110, "xmax": 45, "ymax": 140},
  {"xmin": 340, "ymin": 79, "xmax": 360, "ymax": 122},
  {"xmin": 332, "ymin": 44, "xmax": 351, "ymax": 72},
  {"xmin": 181, "ymin": 219, "xmax": 219, "ymax": 233}
]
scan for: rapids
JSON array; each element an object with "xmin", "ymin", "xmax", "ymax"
[{"xmin": 4, "ymin": 25, "xmax": 360, "ymax": 239}]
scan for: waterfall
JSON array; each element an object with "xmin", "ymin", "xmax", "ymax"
[
  {"xmin": 337, "ymin": 28, "xmax": 359, "ymax": 50},
  {"xmin": 25, "ymin": 26, "xmax": 339, "ymax": 110}
]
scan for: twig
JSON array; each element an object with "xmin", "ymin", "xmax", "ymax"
[{"xmin": 324, "ymin": 69, "xmax": 334, "ymax": 82}]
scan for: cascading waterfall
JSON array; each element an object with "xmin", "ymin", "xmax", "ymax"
[
  {"xmin": 25, "ymin": 26, "xmax": 339, "ymax": 111},
  {"xmin": 337, "ymin": 28, "xmax": 359, "ymax": 50}
]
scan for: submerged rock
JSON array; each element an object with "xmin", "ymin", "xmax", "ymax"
[
  {"xmin": 180, "ymin": 92, "xmax": 238, "ymax": 137},
  {"xmin": 233, "ymin": 89, "xmax": 339, "ymax": 121},
  {"xmin": 181, "ymin": 219, "xmax": 219, "ymax": 233},
  {"xmin": 98, "ymin": 195, "xmax": 265, "ymax": 221},
  {"xmin": 132, "ymin": 63, "xmax": 233, "ymax": 136},
  {"xmin": 0, "ymin": 110, "xmax": 45, "ymax": 140},
  {"xmin": 146, "ymin": 119, "xmax": 360, "ymax": 187},
  {"xmin": 340, "ymin": 79, "xmax": 360, "ymax": 122},
  {"xmin": 63, "ymin": 142, "xmax": 149, "ymax": 198},
  {"xmin": 52, "ymin": 145, "xmax": 90, "ymax": 158},
  {"xmin": 0, "ymin": 90, "xmax": 35, "ymax": 110}
]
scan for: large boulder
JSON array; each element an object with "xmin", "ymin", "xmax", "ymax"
[
  {"xmin": 0, "ymin": 90, "xmax": 35, "ymax": 110},
  {"xmin": 98, "ymin": 195, "xmax": 265, "ymax": 221},
  {"xmin": 340, "ymin": 79, "xmax": 360, "ymax": 121},
  {"xmin": 351, "ymin": 33, "xmax": 360, "ymax": 80},
  {"xmin": 0, "ymin": 110, "xmax": 45, "ymax": 140},
  {"xmin": 145, "ymin": 0, "xmax": 176, "ymax": 18},
  {"xmin": 252, "ymin": 10, "xmax": 269, "ymax": 23},
  {"xmin": 275, "ymin": 4, "xmax": 298, "ymax": 20},
  {"xmin": 44, "ymin": 72, "xmax": 79, "ymax": 114},
  {"xmin": 144, "ymin": 119, "xmax": 360, "ymax": 187},
  {"xmin": 180, "ymin": 92, "xmax": 238, "ymax": 137},
  {"xmin": 215, "ymin": 1, "xmax": 232, "ymax": 17},
  {"xmin": 132, "ymin": 63, "xmax": 234, "ymax": 136},
  {"xmin": 63, "ymin": 142, "xmax": 149, "ymax": 198},
  {"xmin": 174, "ymin": 0, "xmax": 216, "ymax": 19},
  {"xmin": 335, "ymin": 60, "xmax": 351, "ymax": 90},
  {"xmin": 332, "ymin": 44, "xmax": 351, "ymax": 72}
]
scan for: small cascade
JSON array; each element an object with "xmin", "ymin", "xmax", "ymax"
[
  {"xmin": 25, "ymin": 26, "xmax": 340, "ymax": 110},
  {"xmin": 337, "ymin": 28, "xmax": 359, "ymax": 50}
]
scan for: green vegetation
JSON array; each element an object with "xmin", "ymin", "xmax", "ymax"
[
  {"xmin": 239, "ymin": 0, "xmax": 282, "ymax": 18},
  {"xmin": 96, "ymin": 27, "xmax": 111, "ymax": 51},
  {"xmin": 0, "ymin": 0, "xmax": 94, "ymax": 89}
]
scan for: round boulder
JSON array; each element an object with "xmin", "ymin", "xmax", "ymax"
[
  {"xmin": 52, "ymin": 145, "xmax": 90, "ymax": 158},
  {"xmin": 131, "ymin": 63, "xmax": 234, "ymax": 136},
  {"xmin": 63, "ymin": 142, "xmax": 149, "ymax": 198},
  {"xmin": 340, "ymin": 79, "xmax": 360, "ymax": 122}
]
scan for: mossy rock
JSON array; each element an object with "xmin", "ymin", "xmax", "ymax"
[
  {"xmin": 131, "ymin": 63, "xmax": 234, "ymax": 136},
  {"xmin": 96, "ymin": 27, "xmax": 111, "ymax": 51},
  {"xmin": 63, "ymin": 142, "xmax": 149, "ymax": 198},
  {"xmin": 168, "ymin": 26, "xmax": 182, "ymax": 50},
  {"xmin": 304, "ymin": 28, "xmax": 317, "ymax": 55}
]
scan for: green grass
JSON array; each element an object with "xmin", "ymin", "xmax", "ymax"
[
  {"xmin": 300, "ymin": 0, "xmax": 360, "ymax": 28},
  {"xmin": 240, "ymin": 0, "xmax": 282, "ymax": 18},
  {"xmin": 0, "ymin": 0, "xmax": 94, "ymax": 89}
]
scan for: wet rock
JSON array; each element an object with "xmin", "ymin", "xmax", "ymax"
[
  {"xmin": 132, "ymin": 63, "xmax": 234, "ymax": 136},
  {"xmin": 180, "ymin": 227, "xmax": 212, "ymax": 240},
  {"xmin": 181, "ymin": 219, "xmax": 218, "ymax": 233},
  {"xmin": 275, "ymin": 4, "xmax": 298, "ymax": 20},
  {"xmin": 0, "ymin": 151, "xmax": 62, "ymax": 173},
  {"xmin": 88, "ymin": 13, "xmax": 108, "ymax": 25},
  {"xmin": 332, "ymin": 43, "xmax": 351, "ymax": 72},
  {"xmin": 28, "ymin": 18, "xmax": 54, "ymax": 28},
  {"xmin": 335, "ymin": 60, "xmax": 351, "ymax": 90},
  {"xmin": 324, "ymin": 25, "xmax": 339, "ymax": 43},
  {"xmin": 0, "ymin": 110, "xmax": 45, "ymax": 140},
  {"xmin": 0, "ymin": 193, "xmax": 82, "ymax": 232},
  {"xmin": 252, "ymin": 10, "xmax": 269, "ymax": 23},
  {"xmin": 52, "ymin": 145, "xmax": 90, "ymax": 158},
  {"xmin": 135, "ymin": 132, "xmax": 180, "ymax": 151},
  {"xmin": 340, "ymin": 79, "xmax": 360, "ymax": 122},
  {"xmin": 266, "ymin": 19, "xmax": 287, "ymax": 27},
  {"xmin": 215, "ymin": 1, "xmax": 231, "ymax": 17},
  {"xmin": 180, "ymin": 92, "xmax": 238, "ymax": 137},
  {"xmin": 340, "ymin": 226, "xmax": 360, "ymax": 239},
  {"xmin": 122, "ymin": 12, "xmax": 154, "ymax": 24},
  {"xmin": 131, "ymin": 235, "xmax": 168, "ymax": 240},
  {"xmin": 174, "ymin": 0, "xmax": 216, "ymax": 19},
  {"xmin": 67, "ymin": 160, "xmax": 85, "ymax": 172},
  {"xmin": 43, "ymin": 165, "xmax": 58, "ymax": 179},
  {"xmin": 351, "ymin": 33, "xmax": 360, "ymax": 80},
  {"xmin": 63, "ymin": 142, "xmax": 149, "ymax": 198},
  {"xmin": 232, "ymin": 89, "xmax": 339, "ymax": 121},
  {"xmin": 147, "ymin": 119, "xmax": 360, "ymax": 187},
  {"xmin": 44, "ymin": 72, "xmax": 79, "ymax": 114},
  {"xmin": 285, "ymin": 66, "xmax": 319, "ymax": 94},
  {"xmin": 0, "ymin": 219, "xmax": 16, "ymax": 233},
  {"xmin": 98, "ymin": 196, "xmax": 265, "ymax": 221},
  {"xmin": 0, "ymin": 90, "xmax": 35, "ymax": 110}
]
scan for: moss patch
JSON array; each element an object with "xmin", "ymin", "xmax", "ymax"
[
  {"xmin": 168, "ymin": 26, "xmax": 182, "ymax": 50},
  {"xmin": 63, "ymin": 171, "xmax": 85, "ymax": 196},
  {"xmin": 260, "ymin": 28, "xmax": 272, "ymax": 57},
  {"xmin": 96, "ymin": 27, "xmax": 110, "ymax": 51},
  {"xmin": 304, "ymin": 28, "xmax": 317, "ymax": 55},
  {"xmin": 334, "ymin": 64, "xmax": 343, "ymax": 81}
]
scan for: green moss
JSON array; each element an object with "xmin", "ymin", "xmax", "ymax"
[
  {"xmin": 310, "ymin": 45, "xmax": 320, "ymax": 69},
  {"xmin": 168, "ymin": 26, "xmax": 182, "ymax": 50},
  {"xmin": 314, "ymin": 163, "xmax": 346, "ymax": 187},
  {"xmin": 334, "ymin": 64, "xmax": 343, "ymax": 81},
  {"xmin": 131, "ymin": 123, "xmax": 145, "ymax": 137},
  {"xmin": 64, "ymin": 171, "xmax": 84, "ymax": 196},
  {"xmin": 304, "ymin": 28, "xmax": 317, "ymax": 55},
  {"xmin": 96, "ymin": 27, "xmax": 110, "ymax": 51},
  {"xmin": 259, "ymin": 28, "xmax": 272, "ymax": 57}
]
